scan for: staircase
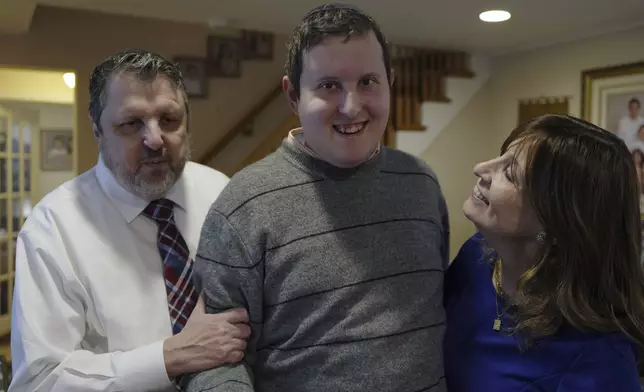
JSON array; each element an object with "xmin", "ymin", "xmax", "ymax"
[
  {"xmin": 389, "ymin": 46, "xmax": 475, "ymax": 131},
  {"xmin": 395, "ymin": 55, "xmax": 490, "ymax": 156},
  {"xmin": 198, "ymin": 43, "xmax": 480, "ymax": 175}
]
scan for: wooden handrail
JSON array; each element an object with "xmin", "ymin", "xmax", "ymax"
[
  {"xmin": 390, "ymin": 50, "xmax": 475, "ymax": 132},
  {"xmin": 200, "ymin": 49, "xmax": 475, "ymax": 164},
  {"xmin": 198, "ymin": 83, "xmax": 284, "ymax": 164}
]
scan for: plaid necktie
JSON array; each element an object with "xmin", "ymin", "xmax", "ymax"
[{"xmin": 142, "ymin": 198, "xmax": 198, "ymax": 335}]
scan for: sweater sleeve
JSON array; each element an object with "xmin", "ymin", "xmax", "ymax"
[
  {"xmin": 556, "ymin": 338, "xmax": 641, "ymax": 392},
  {"xmin": 181, "ymin": 207, "xmax": 263, "ymax": 392}
]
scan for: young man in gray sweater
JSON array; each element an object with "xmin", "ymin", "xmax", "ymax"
[{"xmin": 183, "ymin": 4, "xmax": 449, "ymax": 391}]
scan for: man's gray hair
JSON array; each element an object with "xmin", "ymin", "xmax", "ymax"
[{"xmin": 89, "ymin": 49, "xmax": 189, "ymax": 132}]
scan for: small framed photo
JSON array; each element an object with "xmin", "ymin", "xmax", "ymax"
[
  {"xmin": 175, "ymin": 56, "xmax": 208, "ymax": 98},
  {"xmin": 41, "ymin": 129, "xmax": 72, "ymax": 171},
  {"xmin": 241, "ymin": 30, "xmax": 274, "ymax": 60},
  {"xmin": 206, "ymin": 35, "xmax": 242, "ymax": 78}
]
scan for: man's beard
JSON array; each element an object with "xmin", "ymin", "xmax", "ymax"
[{"xmin": 101, "ymin": 138, "xmax": 191, "ymax": 200}]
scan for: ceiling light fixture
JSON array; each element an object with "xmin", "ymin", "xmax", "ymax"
[
  {"xmin": 479, "ymin": 10, "xmax": 511, "ymax": 23},
  {"xmin": 207, "ymin": 16, "xmax": 229, "ymax": 28},
  {"xmin": 63, "ymin": 72, "xmax": 75, "ymax": 89}
]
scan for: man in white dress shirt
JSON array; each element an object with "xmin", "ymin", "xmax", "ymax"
[
  {"xmin": 9, "ymin": 49, "xmax": 250, "ymax": 392},
  {"xmin": 616, "ymin": 97, "xmax": 644, "ymax": 150}
]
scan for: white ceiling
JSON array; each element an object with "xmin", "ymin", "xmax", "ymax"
[{"xmin": 31, "ymin": 0, "xmax": 644, "ymax": 55}]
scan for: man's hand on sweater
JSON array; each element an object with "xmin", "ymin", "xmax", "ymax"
[{"xmin": 163, "ymin": 296, "xmax": 251, "ymax": 377}]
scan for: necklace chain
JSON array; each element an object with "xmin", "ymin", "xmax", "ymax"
[{"xmin": 492, "ymin": 260, "xmax": 511, "ymax": 332}]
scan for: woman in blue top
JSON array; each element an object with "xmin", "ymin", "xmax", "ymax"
[{"xmin": 444, "ymin": 114, "xmax": 644, "ymax": 391}]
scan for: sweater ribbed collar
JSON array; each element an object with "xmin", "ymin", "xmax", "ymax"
[{"xmin": 280, "ymin": 128, "xmax": 385, "ymax": 180}]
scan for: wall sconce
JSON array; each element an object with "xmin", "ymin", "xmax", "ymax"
[{"xmin": 63, "ymin": 72, "xmax": 75, "ymax": 89}]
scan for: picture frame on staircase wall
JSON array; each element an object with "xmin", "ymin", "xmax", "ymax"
[
  {"xmin": 241, "ymin": 30, "xmax": 274, "ymax": 60},
  {"xmin": 174, "ymin": 56, "xmax": 208, "ymax": 99},
  {"xmin": 206, "ymin": 35, "xmax": 242, "ymax": 78}
]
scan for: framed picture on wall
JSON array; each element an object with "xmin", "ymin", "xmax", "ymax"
[
  {"xmin": 174, "ymin": 56, "xmax": 208, "ymax": 98},
  {"xmin": 206, "ymin": 35, "xmax": 242, "ymax": 78},
  {"xmin": 581, "ymin": 61, "xmax": 644, "ymax": 147},
  {"xmin": 582, "ymin": 61, "xmax": 644, "ymax": 249},
  {"xmin": 241, "ymin": 30, "xmax": 274, "ymax": 60},
  {"xmin": 41, "ymin": 129, "xmax": 72, "ymax": 171},
  {"xmin": 517, "ymin": 96, "xmax": 569, "ymax": 126}
]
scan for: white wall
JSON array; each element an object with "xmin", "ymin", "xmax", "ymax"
[{"xmin": 420, "ymin": 25, "xmax": 644, "ymax": 258}]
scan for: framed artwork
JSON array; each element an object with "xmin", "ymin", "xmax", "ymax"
[
  {"xmin": 517, "ymin": 96, "xmax": 569, "ymax": 126},
  {"xmin": 175, "ymin": 56, "xmax": 208, "ymax": 98},
  {"xmin": 41, "ymin": 129, "xmax": 72, "ymax": 171},
  {"xmin": 206, "ymin": 35, "xmax": 242, "ymax": 78},
  {"xmin": 581, "ymin": 61, "xmax": 644, "ymax": 146},
  {"xmin": 241, "ymin": 30, "xmax": 274, "ymax": 60},
  {"xmin": 581, "ymin": 61, "xmax": 644, "ymax": 236}
]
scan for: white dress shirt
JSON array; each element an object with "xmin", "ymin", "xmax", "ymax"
[
  {"xmin": 9, "ymin": 157, "xmax": 229, "ymax": 392},
  {"xmin": 617, "ymin": 115, "xmax": 644, "ymax": 149}
]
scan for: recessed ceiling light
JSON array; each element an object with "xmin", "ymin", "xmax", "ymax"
[{"xmin": 479, "ymin": 10, "xmax": 511, "ymax": 23}]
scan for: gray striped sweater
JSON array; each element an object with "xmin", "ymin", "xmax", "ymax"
[{"xmin": 183, "ymin": 138, "xmax": 449, "ymax": 392}]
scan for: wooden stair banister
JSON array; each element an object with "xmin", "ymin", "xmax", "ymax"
[
  {"xmin": 198, "ymin": 46, "xmax": 476, "ymax": 167},
  {"xmin": 198, "ymin": 83, "xmax": 284, "ymax": 164},
  {"xmin": 390, "ymin": 46, "xmax": 475, "ymax": 132}
]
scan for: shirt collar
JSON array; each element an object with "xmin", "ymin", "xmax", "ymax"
[
  {"xmin": 287, "ymin": 127, "xmax": 381, "ymax": 158},
  {"xmin": 95, "ymin": 154, "xmax": 188, "ymax": 224}
]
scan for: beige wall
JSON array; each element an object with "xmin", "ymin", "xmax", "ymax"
[
  {"xmin": 0, "ymin": 6, "xmax": 287, "ymax": 174},
  {"xmin": 422, "ymin": 25, "xmax": 644, "ymax": 259},
  {"xmin": 209, "ymin": 91, "xmax": 293, "ymax": 175},
  {"xmin": 490, "ymin": 26, "xmax": 644, "ymax": 141},
  {"xmin": 421, "ymin": 82, "xmax": 500, "ymax": 258},
  {"xmin": 0, "ymin": 69, "xmax": 74, "ymax": 104}
]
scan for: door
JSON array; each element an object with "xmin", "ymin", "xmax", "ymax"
[{"xmin": 0, "ymin": 106, "xmax": 34, "ymax": 336}]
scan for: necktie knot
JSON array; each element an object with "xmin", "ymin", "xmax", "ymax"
[{"xmin": 142, "ymin": 198, "xmax": 175, "ymax": 223}]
